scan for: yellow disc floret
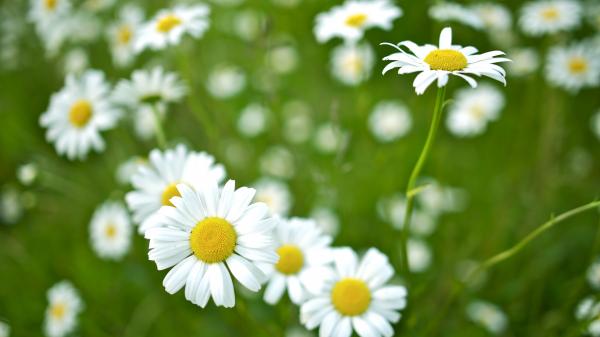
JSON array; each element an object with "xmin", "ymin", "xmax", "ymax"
[
  {"xmin": 161, "ymin": 183, "xmax": 181, "ymax": 207},
  {"xmin": 424, "ymin": 49, "xmax": 468, "ymax": 72},
  {"xmin": 105, "ymin": 224, "xmax": 117, "ymax": 238},
  {"xmin": 331, "ymin": 278, "xmax": 371, "ymax": 316},
  {"xmin": 68, "ymin": 99, "xmax": 93, "ymax": 128},
  {"xmin": 568, "ymin": 57, "xmax": 588, "ymax": 74},
  {"xmin": 44, "ymin": 0, "xmax": 57, "ymax": 10},
  {"xmin": 275, "ymin": 244, "xmax": 304, "ymax": 275},
  {"xmin": 345, "ymin": 13, "xmax": 367, "ymax": 28},
  {"xmin": 541, "ymin": 7, "xmax": 559, "ymax": 21},
  {"xmin": 50, "ymin": 302, "xmax": 66, "ymax": 319},
  {"xmin": 117, "ymin": 25, "xmax": 132, "ymax": 45},
  {"xmin": 156, "ymin": 14, "xmax": 182, "ymax": 33},
  {"xmin": 190, "ymin": 217, "xmax": 237, "ymax": 263}
]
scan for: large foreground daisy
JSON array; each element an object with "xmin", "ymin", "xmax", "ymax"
[
  {"xmin": 125, "ymin": 145, "xmax": 226, "ymax": 234},
  {"xmin": 300, "ymin": 248, "xmax": 407, "ymax": 337},
  {"xmin": 145, "ymin": 180, "xmax": 278, "ymax": 308},
  {"xmin": 43, "ymin": 281, "xmax": 83, "ymax": 337},
  {"xmin": 381, "ymin": 27, "xmax": 510, "ymax": 95},
  {"xmin": 40, "ymin": 70, "xmax": 120, "ymax": 160}
]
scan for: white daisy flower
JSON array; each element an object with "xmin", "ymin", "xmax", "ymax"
[
  {"xmin": 115, "ymin": 156, "xmax": 148, "ymax": 185},
  {"xmin": 368, "ymin": 101, "xmax": 412, "ymax": 142},
  {"xmin": 466, "ymin": 300, "xmax": 508, "ymax": 335},
  {"xmin": 62, "ymin": 48, "xmax": 88, "ymax": 75},
  {"xmin": 300, "ymin": 248, "xmax": 407, "ymax": 337},
  {"xmin": 519, "ymin": 0, "xmax": 582, "ymax": 37},
  {"xmin": 446, "ymin": 84, "xmax": 505, "ymax": 137},
  {"xmin": 592, "ymin": 110, "xmax": 600, "ymax": 141},
  {"xmin": 40, "ymin": 70, "xmax": 120, "ymax": 160},
  {"xmin": 382, "ymin": 27, "xmax": 510, "ymax": 95},
  {"xmin": 588, "ymin": 259, "xmax": 600, "ymax": 290},
  {"xmin": 28, "ymin": 0, "xmax": 70, "ymax": 26},
  {"xmin": 89, "ymin": 201, "xmax": 132, "ymax": 260},
  {"xmin": 416, "ymin": 179, "xmax": 465, "ymax": 215},
  {"xmin": 125, "ymin": 145, "xmax": 226, "ymax": 234},
  {"xmin": 376, "ymin": 195, "xmax": 436, "ymax": 236},
  {"xmin": 407, "ymin": 239, "xmax": 432, "ymax": 273},
  {"xmin": 261, "ymin": 217, "xmax": 334, "ymax": 305},
  {"xmin": 268, "ymin": 44, "xmax": 299, "ymax": 75},
  {"xmin": 113, "ymin": 67, "xmax": 187, "ymax": 108},
  {"xmin": 0, "ymin": 321, "xmax": 9, "ymax": 337},
  {"xmin": 314, "ymin": 0, "xmax": 402, "ymax": 43},
  {"xmin": 507, "ymin": 47, "xmax": 540, "ymax": 76},
  {"xmin": 0, "ymin": 187, "xmax": 23, "ymax": 225},
  {"xmin": 43, "ymin": 281, "xmax": 83, "ymax": 337},
  {"xmin": 252, "ymin": 178, "xmax": 292, "ymax": 216},
  {"xmin": 545, "ymin": 42, "xmax": 600, "ymax": 93},
  {"xmin": 314, "ymin": 123, "xmax": 346, "ymax": 154},
  {"xmin": 576, "ymin": 296, "xmax": 600, "ymax": 321},
  {"xmin": 134, "ymin": 4, "xmax": 210, "ymax": 52},
  {"xmin": 206, "ymin": 64, "xmax": 246, "ymax": 99},
  {"xmin": 145, "ymin": 180, "xmax": 278, "ymax": 308},
  {"xmin": 17, "ymin": 162, "xmax": 38, "ymax": 186},
  {"xmin": 331, "ymin": 42, "xmax": 375, "ymax": 86},
  {"xmin": 471, "ymin": 3, "xmax": 512, "ymax": 32},
  {"xmin": 106, "ymin": 5, "xmax": 143, "ymax": 67},
  {"xmin": 429, "ymin": 2, "xmax": 484, "ymax": 30},
  {"xmin": 237, "ymin": 103, "xmax": 269, "ymax": 138},
  {"xmin": 232, "ymin": 9, "xmax": 266, "ymax": 42}
]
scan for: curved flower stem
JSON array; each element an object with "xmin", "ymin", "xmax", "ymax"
[
  {"xmin": 400, "ymin": 86, "xmax": 447, "ymax": 275},
  {"xmin": 151, "ymin": 103, "xmax": 167, "ymax": 149}
]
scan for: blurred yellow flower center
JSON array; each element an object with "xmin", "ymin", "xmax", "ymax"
[
  {"xmin": 568, "ymin": 57, "xmax": 588, "ymax": 74},
  {"xmin": 105, "ymin": 224, "xmax": 117, "ymax": 238},
  {"xmin": 117, "ymin": 25, "xmax": 132, "ymax": 45},
  {"xmin": 541, "ymin": 7, "xmax": 558, "ymax": 21},
  {"xmin": 345, "ymin": 13, "xmax": 367, "ymax": 27},
  {"xmin": 469, "ymin": 105, "xmax": 485, "ymax": 119},
  {"xmin": 344, "ymin": 56, "xmax": 364, "ymax": 74},
  {"xmin": 44, "ymin": 0, "xmax": 57, "ymax": 10},
  {"xmin": 190, "ymin": 217, "xmax": 237, "ymax": 263},
  {"xmin": 50, "ymin": 302, "xmax": 66, "ymax": 319},
  {"xmin": 425, "ymin": 49, "xmax": 468, "ymax": 71},
  {"xmin": 68, "ymin": 100, "xmax": 93, "ymax": 128},
  {"xmin": 275, "ymin": 244, "xmax": 304, "ymax": 275},
  {"xmin": 161, "ymin": 183, "xmax": 181, "ymax": 207},
  {"xmin": 331, "ymin": 278, "xmax": 371, "ymax": 316},
  {"xmin": 156, "ymin": 14, "xmax": 182, "ymax": 33}
]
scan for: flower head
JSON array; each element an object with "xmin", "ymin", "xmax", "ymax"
[
  {"xmin": 519, "ymin": 0, "xmax": 582, "ymax": 36},
  {"xmin": 545, "ymin": 41, "xmax": 600, "ymax": 93},
  {"xmin": 446, "ymin": 84, "xmax": 505, "ymax": 137},
  {"xmin": 44, "ymin": 281, "xmax": 83, "ymax": 337},
  {"xmin": 89, "ymin": 201, "xmax": 132, "ymax": 260},
  {"xmin": 106, "ymin": 5, "xmax": 143, "ymax": 67}
]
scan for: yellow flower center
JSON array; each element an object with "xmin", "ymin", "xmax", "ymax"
[
  {"xmin": 161, "ymin": 183, "xmax": 181, "ymax": 207},
  {"xmin": 331, "ymin": 278, "xmax": 371, "ymax": 316},
  {"xmin": 105, "ymin": 224, "xmax": 117, "ymax": 238},
  {"xmin": 50, "ymin": 302, "xmax": 66, "ymax": 319},
  {"xmin": 345, "ymin": 13, "xmax": 367, "ymax": 28},
  {"xmin": 275, "ymin": 244, "xmax": 304, "ymax": 275},
  {"xmin": 156, "ymin": 14, "xmax": 182, "ymax": 33},
  {"xmin": 117, "ymin": 25, "xmax": 132, "ymax": 45},
  {"xmin": 568, "ymin": 57, "xmax": 588, "ymax": 74},
  {"xmin": 469, "ymin": 104, "xmax": 485, "ymax": 119},
  {"xmin": 68, "ymin": 99, "xmax": 93, "ymax": 128},
  {"xmin": 344, "ymin": 56, "xmax": 364, "ymax": 74},
  {"xmin": 190, "ymin": 217, "xmax": 237, "ymax": 263},
  {"xmin": 424, "ymin": 49, "xmax": 468, "ymax": 71},
  {"xmin": 541, "ymin": 7, "xmax": 559, "ymax": 21},
  {"xmin": 44, "ymin": 0, "xmax": 57, "ymax": 10}
]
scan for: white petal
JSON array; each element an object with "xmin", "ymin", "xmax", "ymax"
[
  {"xmin": 264, "ymin": 274, "xmax": 286, "ymax": 305},
  {"xmin": 438, "ymin": 27, "xmax": 452, "ymax": 49},
  {"xmin": 226, "ymin": 254, "xmax": 263, "ymax": 292}
]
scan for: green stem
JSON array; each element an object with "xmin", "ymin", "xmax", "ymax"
[
  {"xmin": 400, "ymin": 86, "xmax": 447, "ymax": 274},
  {"xmin": 151, "ymin": 104, "xmax": 167, "ymax": 149}
]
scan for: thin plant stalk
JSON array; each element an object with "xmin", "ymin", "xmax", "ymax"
[
  {"xmin": 400, "ymin": 86, "xmax": 447, "ymax": 274},
  {"xmin": 151, "ymin": 104, "xmax": 167, "ymax": 149}
]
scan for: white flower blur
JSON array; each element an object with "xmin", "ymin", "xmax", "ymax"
[
  {"xmin": 106, "ymin": 5, "xmax": 143, "ymax": 67},
  {"xmin": 519, "ymin": 0, "xmax": 582, "ymax": 37},
  {"xmin": 237, "ymin": 103, "xmax": 269, "ymax": 137},
  {"xmin": 446, "ymin": 84, "xmax": 505, "ymax": 137},
  {"xmin": 89, "ymin": 201, "xmax": 132, "ymax": 260},
  {"xmin": 206, "ymin": 64, "xmax": 246, "ymax": 99},
  {"xmin": 428, "ymin": 2, "xmax": 484, "ymax": 30},
  {"xmin": 507, "ymin": 47, "xmax": 540, "ymax": 76},
  {"xmin": 368, "ymin": 101, "xmax": 412, "ymax": 142},
  {"xmin": 466, "ymin": 300, "xmax": 508, "ymax": 335},
  {"xmin": 331, "ymin": 43, "xmax": 375, "ymax": 86},
  {"xmin": 44, "ymin": 281, "xmax": 83, "ymax": 337},
  {"xmin": 252, "ymin": 178, "xmax": 293, "ymax": 216},
  {"xmin": 545, "ymin": 42, "xmax": 600, "ymax": 93}
]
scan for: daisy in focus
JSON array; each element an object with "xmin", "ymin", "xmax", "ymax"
[
  {"xmin": 40, "ymin": 70, "xmax": 120, "ymax": 160},
  {"xmin": 519, "ymin": 0, "xmax": 582, "ymax": 37},
  {"xmin": 89, "ymin": 201, "xmax": 132, "ymax": 260},
  {"xmin": 126, "ymin": 145, "xmax": 226, "ymax": 234},
  {"xmin": 446, "ymin": 84, "xmax": 505, "ymax": 137},
  {"xmin": 545, "ymin": 42, "xmax": 600, "ymax": 93},
  {"xmin": 134, "ymin": 4, "xmax": 210, "ymax": 52},
  {"xmin": 330, "ymin": 43, "xmax": 375, "ymax": 86},
  {"xmin": 44, "ymin": 281, "xmax": 83, "ymax": 337},
  {"xmin": 381, "ymin": 27, "xmax": 510, "ymax": 95},
  {"xmin": 106, "ymin": 5, "xmax": 143, "ymax": 67},
  {"xmin": 314, "ymin": 0, "xmax": 402, "ymax": 43},
  {"xmin": 145, "ymin": 180, "xmax": 278, "ymax": 308},
  {"xmin": 300, "ymin": 248, "xmax": 407, "ymax": 337},
  {"xmin": 261, "ymin": 217, "xmax": 333, "ymax": 305}
]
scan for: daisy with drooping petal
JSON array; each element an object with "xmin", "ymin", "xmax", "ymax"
[
  {"xmin": 368, "ymin": 100, "xmax": 412, "ymax": 142},
  {"xmin": 301, "ymin": 248, "xmax": 407, "ymax": 337},
  {"xmin": 331, "ymin": 42, "xmax": 375, "ymax": 86},
  {"xmin": 43, "ymin": 281, "xmax": 83, "ymax": 337},
  {"xmin": 89, "ymin": 201, "xmax": 132, "ymax": 260},
  {"xmin": 519, "ymin": 0, "xmax": 582, "ymax": 37},
  {"xmin": 40, "ymin": 70, "xmax": 120, "ymax": 160},
  {"xmin": 134, "ymin": 4, "xmax": 209, "ymax": 52},
  {"xmin": 314, "ymin": 0, "xmax": 402, "ymax": 43},
  {"xmin": 428, "ymin": 2, "xmax": 484, "ymax": 30},
  {"xmin": 545, "ymin": 42, "xmax": 600, "ymax": 93},
  {"xmin": 145, "ymin": 180, "xmax": 278, "ymax": 308},
  {"xmin": 261, "ymin": 217, "xmax": 334, "ymax": 305},
  {"xmin": 126, "ymin": 145, "xmax": 226, "ymax": 234},
  {"xmin": 106, "ymin": 5, "xmax": 143, "ymax": 67},
  {"xmin": 446, "ymin": 84, "xmax": 505, "ymax": 137},
  {"xmin": 382, "ymin": 27, "xmax": 510, "ymax": 95}
]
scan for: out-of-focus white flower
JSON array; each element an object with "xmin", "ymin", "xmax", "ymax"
[
  {"xmin": 1, "ymin": 5, "xmax": 26, "ymax": 70},
  {"xmin": 331, "ymin": 42, "xmax": 374, "ymax": 86},
  {"xmin": 268, "ymin": 44, "xmax": 299, "ymax": 75},
  {"xmin": 17, "ymin": 163, "xmax": 38, "ymax": 186},
  {"xmin": 0, "ymin": 321, "xmax": 9, "ymax": 337},
  {"xmin": 588, "ymin": 259, "xmax": 600, "ymax": 290},
  {"xmin": 285, "ymin": 326, "xmax": 313, "ymax": 337},
  {"xmin": 408, "ymin": 239, "xmax": 432, "ymax": 272},
  {"xmin": 43, "ymin": 281, "xmax": 83, "ymax": 337},
  {"xmin": 63, "ymin": 48, "xmax": 88, "ymax": 74},
  {"xmin": 592, "ymin": 110, "xmax": 600, "ymax": 141},
  {"xmin": 116, "ymin": 156, "xmax": 147, "ymax": 185},
  {"xmin": 368, "ymin": 101, "xmax": 412, "ymax": 142},
  {"xmin": 417, "ymin": 178, "xmax": 466, "ymax": 215},
  {"xmin": 471, "ymin": 3, "xmax": 512, "ymax": 31},
  {"xmin": 313, "ymin": 123, "xmax": 345, "ymax": 154},
  {"xmin": 134, "ymin": 4, "xmax": 210, "ymax": 52},
  {"xmin": 89, "ymin": 201, "xmax": 132, "ymax": 260},
  {"xmin": 310, "ymin": 206, "xmax": 340, "ymax": 237},
  {"xmin": 545, "ymin": 42, "xmax": 600, "ymax": 93},
  {"xmin": 377, "ymin": 195, "xmax": 436, "ymax": 236},
  {"xmin": 283, "ymin": 101, "xmax": 313, "ymax": 144},
  {"xmin": 507, "ymin": 47, "xmax": 540, "ymax": 76},
  {"xmin": 466, "ymin": 300, "xmax": 508, "ymax": 335},
  {"xmin": 0, "ymin": 187, "xmax": 23, "ymax": 225},
  {"xmin": 446, "ymin": 84, "xmax": 505, "ymax": 137},
  {"xmin": 576, "ymin": 296, "xmax": 600, "ymax": 321},
  {"xmin": 106, "ymin": 5, "xmax": 143, "ymax": 67},
  {"xmin": 233, "ymin": 9, "xmax": 265, "ymax": 41},
  {"xmin": 260, "ymin": 146, "xmax": 295, "ymax": 179},
  {"xmin": 238, "ymin": 103, "xmax": 269, "ymax": 137},
  {"xmin": 519, "ymin": 0, "xmax": 582, "ymax": 37},
  {"xmin": 314, "ymin": 0, "xmax": 402, "ymax": 43},
  {"xmin": 253, "ymin": 178, "xmax": 292, "ymax": 216},
  {"xmin": 429, "ymin": 2, "xmax": 484, "ymax": 29},
  {"xmin": 206, "ymin": 64, "xmax": 246, "ymax": 99}
]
